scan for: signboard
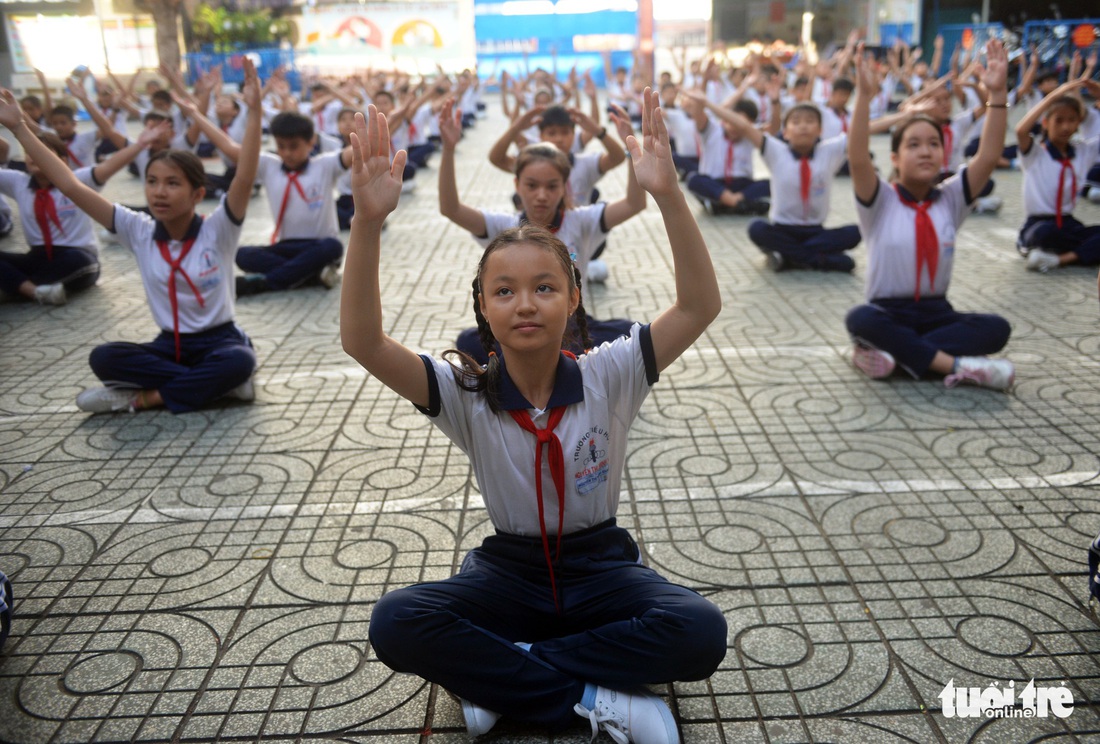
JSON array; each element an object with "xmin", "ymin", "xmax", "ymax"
[
  {"xmin": 4, "ymin": 13, "xmax": 156, "ymax": 76},
  {"xmin": 301, "ymin": 2, "xmax": 468, "ymax": 67}
]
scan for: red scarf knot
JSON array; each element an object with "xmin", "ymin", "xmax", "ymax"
[
  {"xmin": 895, "ymin": 185, "xmax": 940, "ymax": 301},
  {"xmin": 271, "ymin": 171, "xmax": 307, "ymax": 244},
  {"xmin": 799, "ymin": 156, "xmax": 812, "ymax": 219},
  {"xmin": 156, "ymin": 236, "xmax": 204, "ymax": 362},
  {"xmin": 1055, "ymin": 156, "xmax": 1076, "ymax": 229}
]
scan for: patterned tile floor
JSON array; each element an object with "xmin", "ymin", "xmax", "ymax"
[{"xmin": 2, "ymin": 105, "xmax": 1100, "ymax": 743}]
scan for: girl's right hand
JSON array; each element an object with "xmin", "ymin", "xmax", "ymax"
[
  {"xmin": 438, "ymin": 98, "xmax": 462, "ymax": 148},
  {"xmin": 855, "ymin": 45, "xmax": 878, "ymax": 97},
  {"xmin": 628, "ymin": 88, "xmax": 677, "ymax": 199},
  {"xmin": 0, "ymin": 90, "xmax": 26, "ymax": 130},
  {"xmin": 349, "ymin": 106, "xmax": 405, "ymax": 223}
]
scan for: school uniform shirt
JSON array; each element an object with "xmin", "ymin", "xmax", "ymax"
[
  {"xmin": 569, "ymin": 152, "xmax": 602, "ymax": 207},
  {"xmin": 1080, "ymin": 108, "xmax": 1100, "ymax": 144},
  {"xmin": 743, "ymin": 88, "xmax": 772, "ymax": 126},
  {"xmin": 216, "ymin": 110, "xmax": 249, "ymax": 168},
  {"xmin": 111, "ymin": 198, "xmax": 243, "ymax": 333},
  {"xmin": 942, "ymin": 109, "xmax": 975, "ymax": 173},
  {"xmin": 63, "ymin": 130, "xmax": 99, "ymax": 169},
  {"xmin": 663, "ymin": 106, "xmax": 698, "ymax": 157},
  {"xmin": 256, "ymin": 151, "xmax": 346, "ymax": 240},
  {"xmin": 138, "ymin": 106, "xmax": 187, "ymax": 137},
  {"xmin": 410, "ymin": 103, "xmax": 434, "ymax": 147},
  {"xmin": 698, "ymin": 118, "xmax": 754, "ymax": 181},
  {"xmin": 820, "ymin": 105, "xmax": 850, "ymax": 141},
  {"xmin": 316, "ymin": 132, "xmax": 344, "ymax": 154},
  {"xmin": 311, "ymin": 99, "xmax": 343, "ymax": 137},
  {"xmin": 760, "ymin": 132, "xmax": 848, "ymax": 225},
  {"xmin": 477, "ymin": 204, "xmax": 609, "ymax": 300},
  {"xmin": 389, "ymin": 120, "xmax": 411, "ymax": 155},
  {"xmin": 705, "ymin": 79, "xmax": 735, "ymax": 106},
  {"xmin": 857, "ymin": 171, "xmax": 972, "ymax": 302},
  {"xmin": 870, "ymin": 74, "xmax": 897, "ymax": 120},
  {"xmin": 0, "ymin": 167, "xmax": 101, "ymax": 254},
  {"xmin": 1019, "ymin": 137, "xmax": 1100, "ymax": 219},
  {"xmin": 416, "ymin": 323, "xmax": 658, "ymax": 537},
  {"xmin": 459, "ymin": 86, "xmax": 479, "ymax": 118}
]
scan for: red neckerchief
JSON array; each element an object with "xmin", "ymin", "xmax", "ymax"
[
  {"xmin": 799, "ymin": 156, "xmax": 812, "ymax": 219},
  {"xmin": 33, "ymin": 188, "xmax": 62, "ymax": 260},
  {"xmin": 835, "ymin": 108, "xmax": 848, "ymax": 133},
  {"xmin": 156, "ymin": 231, "xmax": 204, "ymax": 362},
  {"xmin": 941, "ymin": 124, "xmax": 953, "ymax": 169},
  {"xmin": 1048, "ymin": 141, "xmax": 1077, "ymax": 228},
  {"xmin": 66, "ymin": 145, "xmax": 83, "ymax": 168},
  {"xmin": 724, "ymin": 139, "xmax": 735, "ymax": 181},
  {"xmin": 894, "ymin": 184, "xmax": 940, "ymax": 301},
  {"xmin": 271, "ymin": 170, "xmax": 307, "ymax": 243}
]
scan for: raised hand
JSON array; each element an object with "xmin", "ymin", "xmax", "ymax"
[
  {"xmin": 438, "ymin": 97, "xmax": 462, "ymax": 148},
  {"xmin": 169, "ymin": 90, "xmax": 197, "ymax": 118},
  {"xmin": 349, "ymin": 106, "xmax": 405, "ymax": 223},
  {"xmin": 240, "ymin": 57, "xmax": 261, "ymax": 111},
  {"xmin": 568, "ymin": 107, "xmax": 600, "ymax": 135},
  {"xmin": 607, "ymin": 102, "xmax": 634, "ymax": 141},
  {"xmin": 854, "ymin": 45, "xmax": 878, "ymax": 98},
  {"xmin": 136, "ymin": 118, "xmax": 170, "ymax": 148},
  {"xmin": 66, "ymin": 77, "xmax": 90, "ymax": 103},
  {"xmin": 627, "ymin": 88, "xmax": 677, "ymax": 199},
  {"xmin": 0, "ymin": 89, "xmax": 26, "ymax": 130},
  {"xmin": 980, "ymin": 39, "xmax": 1008, "ymax": 94}
]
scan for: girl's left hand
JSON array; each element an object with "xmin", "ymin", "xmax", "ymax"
[
  {"xmin": 855, "ymin": 46, "xmax": 878, "ymax": 98},
  {"xmin": 0, "ymin": 89, "xmax": 25, "ymax": 130},
  {"xmin": 240, "ymin": 58, "xmax": 261, "ymax": 110},
  {"xmin": 980, "ymin": 40, "xmax": 1008, "ymax": 94},
  {"xmin": 349, "ymin": 105, "xmax": 405, "ymax": 223},
  {"xmin": 136, "ymin": 119, "xmax": 170, "ymax": 148},
  {"xmin": 607, "ymin": 103, "xmax": 634, "ymax": 141},
  {"xmin": 627, "ymin": 88, "xmax": 677, "ymax": 199}
]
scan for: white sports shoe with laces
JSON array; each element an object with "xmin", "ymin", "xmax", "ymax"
[
  {"xmin": 75, "ymin": 387, "xmax": 136, "ymax": 413},
  {"xmin": 944, "ymin": 357, "xmax": 1015, "ymax": 391},
  {"xmin": 574, "ymin": 686, "xmax": 679, "ymax": 744}
]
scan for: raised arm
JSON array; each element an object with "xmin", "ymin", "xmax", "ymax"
[
  {"xmin": 849, "ymin": 49, "xmax": 879, "ymax": 204},
  {"xmin": 601, "ymin": 104, "xmax": 645, "ymax": 228},
  {"xmin": 487, "ymin": 105, "xmax": 543, "ymax": 174},
  {"xmin": 341, "ymin": 105, "xmax": 427, "ymax": 406},
  {"xmin": 572, "ymin": 107, "xmax": 625, "ymax": 173},
  {"xmin": 0, "ymin": 89, "xmax": 114, "ymax": 228},
  {"xmin": 630, "ymin": 88, "xmax": 720, "ymax": 371},
  {"xmin": 965, "ymin": 40, "xmax": 1009, "ymax": 198},
  {"xmin": 437, "ymin": 98, "xmax": 487, "ymax": 236},
  {"xmin": 682, "ymin": 88, "xmax": 764, "ymax": 149},
  {"xmin": 1015, "ymin": 78, "xmax": 1085, "ymax": 153},
  {"xmin": 33, "ymin": 68, "xmax": 53, "ymax": 114},
  {"xmin": 171, "ymin": 91, "xmax": 241, "ymax": 162},
  {"xmin": 67, "ymin": 78, "xmax": 127, "ymax": 149},
  {"xmin": 225, "ymin": 59, "xmax": 263, "ymax": 220},
  {"xmin": 90, "ymin": 121, "xmax": 165, "ymax": 183}
]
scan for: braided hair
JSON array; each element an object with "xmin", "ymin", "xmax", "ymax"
[{"xmin": 443, "ymin": 225, "xmax": 592, "ymax": 413}]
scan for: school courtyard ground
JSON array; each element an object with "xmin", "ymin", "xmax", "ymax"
[{"xmin": 1, "ymin": 105, "xmax": 1100, "ymax": 743}]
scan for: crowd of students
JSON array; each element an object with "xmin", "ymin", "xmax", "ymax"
[{"xmin": 0, "ymin": 34, "xmax": 1099, "ymax": 741}]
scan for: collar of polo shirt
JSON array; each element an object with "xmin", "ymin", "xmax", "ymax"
[{"xmin": 497, "ymin": 351, "xmax": 585, "ymax": 411}]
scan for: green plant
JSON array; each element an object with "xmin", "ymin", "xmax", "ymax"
[{"xmin": 192, "ymin": 4, "xmax": 290, "ymax": 51}]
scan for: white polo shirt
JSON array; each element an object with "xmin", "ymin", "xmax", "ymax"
[
  {"xmin": 698, "ymin": 118, "xmax": 754, "ymax": 180},
  {"xmin": 858, "ymin": 172, "xmax": 972, "ymax": 301},
  {"xmin": 63, "ymin": 130, "xmax": 99, "ymax": 169},
  {"xmin": 256, "ymin": 151, "xmax": 345, "ymax": 240},
  {"xmin": 1019, "ymin": 138, "xmax": 1100, "ymax": 219},
  {"xmin": 111, "ymin": 199, "xmax": 242, "ymax": 333},
  {"xmin": 942, "ymin": 109, "xmax": 975, "ymax": 173},
  {"xmin": 761, "ymin": 132, "xmax": 848, "ymax": 225},
  {"xmin": 477, "ymin": 204, "xmax": 609, "ymax": 299},
  {"xmin": 416, "ymin": 323, "xmax": 658, "ymax": 537},
  {"xmin": 568, "ymin": 152, "xmax": 603, "ymax": 206},
  {"xmin": 820, "ymin": 105, "xmax": 850, "ymax": 141},
  {"xmin": 216, "ymin": 110, "xmax": 249, "ymax": 168},
  {"xmin": 0, "ymin": 167, "xmax": 101, "ymax": 253},
  {"xmin": 662, "ymin": 106, "xmax": 698, "ymax": 157}
]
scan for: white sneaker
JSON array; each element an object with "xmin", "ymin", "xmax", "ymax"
[
  {"xmin": 574, "ymin": 686, "xmax": 679, "ymax": 744},
  {"xmin": 98, "ymin": 227, "xmax": 119, "ymax": 246},
  {"xmin": 460, "ymin": 698, "xmax": 501, "ymax": 736},
  {"xmin": 587, "ymin": 259, "xmax": 609, "ymax": 283},
  {"xmin": 765, "ymin": 251, "xmax": 785, "ymax": 272},
  {"xmin": 944, "ymin": 357, "xmax": 1015, "ymax": 391},
  {"xmin": 226, "ymin": 378, "xmax": 255, "ymax": 402},
  {"xmin": 852, "ymin": 345, "xmax": 895, "ymax": 379},
  {"xmin": 1026, "ymin": 249, "xmax": 1061, "ymax": 273},
  {"xmin": 76, "ymin": 386, "xmax": 135, "ymax": 413},
  {"xmin": 34, "ymin": 283, "xmax": 67, "ymax": 305},
  {"xmin": 319, "ymin": 263, "xmax": 342, "ymax": 289},
  {"xmin": 1087, "ymin": 186, "xmax": 1100, "ymax": 204},
  {"xmin": 972, "ymin": 195, "xmax": 1003, "ymax": 214},
  {"xmin": 400, "ymin": 179, "xmax": 417, "ymax": 193}
]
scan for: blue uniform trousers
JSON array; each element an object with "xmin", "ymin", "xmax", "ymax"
[
  {"xmin": 88, "ymin": 321, "xmax": 255, "ymax": 413},
  {"xmin": 1019, "ymin": 215, "xmax": 1100, "ymax": 265},
  {"xmin": 236, "ymin": 238, "xmax": 344, "ymax": 289},
  {"xmin": 0, "ymin": 245, "xmax": 99, "ymax": 296},
  {"xmin": 748, "ymin": 221, "xmax": 861, "ymax": 268},
  {"xmin": 368, "ymin": 519, "xmax": 727, "ymax": 730},
  {"xmin": 687, "ymin": 174, "xmax": 770, "ymax": 204},
  {"xmin": 846, "ymin": 297, "xmax": 1011, "ymax": 377}
]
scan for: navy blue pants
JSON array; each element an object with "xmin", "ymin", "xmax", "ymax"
[
  {"xmin": 964, "ymin": 137, "xmax": 1018, "ymax": 162},
  {"xmin": 88, "ymin": 322, "xmax": 255, "ymax": 413},
  {"xmin": 236, "ymin": 237, "xmax": 344, "ymax": 289},
  {"xmin": 407, "ymin": 143, "xmax": 435, "ymax": 169},
  {"xmin": 846, "ymin": 297, "xmax": 1011, "ymax": 377},
  {"xmin": 1018, "ymin": 215, "xmax": 1100, "ymax": 264},
  {"xmin": 204, "ymin": 166, "xmax": 237, "ymax": 198},
  {"xmin": 672, "ymin": 154, "xmax": 699, "ymax": 176},
  {"xmin": 748, "ymin": 221, "xmax": 861, "ymax": 268},
  {"xmin": 337, "ymin": 194, "xmax": 353, "ymax": 231},
  {"xmin": 368, "ymin": 519, "xmax": 727, "ymax": 730},
  {"xmin": 687, "ymin": 174, "xmax": 770, "ymax": 204},
  {"xmin": 0, "ymin": 245, "xmax": 99, "ymax": 296},
  {"xmin": 1088, "ymin": 163, "xmax": 1100, "ymax": 187},
  {"xmin": 456, "ymin": 313, "xmax": 634, "ymax": 365}
]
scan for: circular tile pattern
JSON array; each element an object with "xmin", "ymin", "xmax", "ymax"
[
  {"xmin": 288, "ymin": 642, "xmax": 363, "ymax": 686},
  {"xmin": 956, "ymin": 616, "xmax": 1034, "ymax": 657},
  {"xmin": 148, "ymin": 547, "xmax": 212, "ymax": 578},
  {"xmin": 834, "ymin": 450, "xmax": 887, "ymax": 471},
  {"xmin": 987, "ymin": 446, "xmax": 1043, "ymax": 467},
  {"xmin": 62, "ymin": 652, "xmax": 141, "ymax": 694},
  {"xmin": 50, "ymin": 480, "xmax": 105, "ymax": 503},
  {"xmin": 335, "ymin": 540, "xmax": 395, "ymax": 569},
  {"xmin": 680, "ymin": 455, "xmax": 729, "ymax": 476},
  {"xmin": 738, "ymin": 625, "xmax": 811, "ymax": 667},
  {"xmin": 704, "ymin": 525, "xmax": 763, "ymax": 554},
  {"xmin": 206, "ymin": 473, "xmax": 262, "ymax": 496},
  {"xmin": 366, "ymin": 467, "xmax": 418, "ymax": 489},
  {"xmin": 885, "ymin": 518, "xmax": 947, "ymax": 547}
]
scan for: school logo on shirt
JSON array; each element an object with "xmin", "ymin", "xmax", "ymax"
[
  {"xmin": 572, "ymin": 427, "xmax": 610, "ymax": 496},
  {"xmin": 196, "ymin": 247, "xmax": 221, "ymax": 291}
]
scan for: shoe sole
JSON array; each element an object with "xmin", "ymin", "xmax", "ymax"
[{"xmin": 853, "ymin": 347, "xmax": 895, "ymax": 379}]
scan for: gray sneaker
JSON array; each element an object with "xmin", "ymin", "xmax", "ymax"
[
  {"xmin": 76, "ymin": 387, "xmax": 135, "ymax": 413},
  {"xmin": 319, "ymin": 263, "xmax": 342, "ymax": 289},
  {"xmin": 574, "ymin": 686, "xmax": 680, "ymax": 744},
  {"xmin": 34, "ymin": 283, "xmax": 67, "ymax": 306}
]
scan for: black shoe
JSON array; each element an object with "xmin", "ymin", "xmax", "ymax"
[
  {"xmin": 235, "ymin": 274, "xmax": 269, "ymax": 296},
  {"xmin": 765, "ymin": 251, "xmax": 785, "ymax": 271},
  {"xmin": 818, "ymin": 254, "xmax": 855, "ymax": 273}
]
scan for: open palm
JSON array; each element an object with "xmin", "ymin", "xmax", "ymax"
[
  {"xmin": 627, "ymin": 88, "xmax": 677, "ymax": 199},
  {"xmin": 349, "ymin": 105, "xmax": 405, "ymax": 223}
]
